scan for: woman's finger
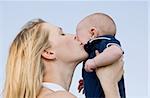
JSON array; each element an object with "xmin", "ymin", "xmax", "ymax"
[{"xmin": 78, "ymin": 85, "xmax": 84, "ymax": 93}]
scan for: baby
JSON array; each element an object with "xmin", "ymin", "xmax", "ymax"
[{"xmin": 76, "ymin": 13, "xmax": 126, "ymax": 98}]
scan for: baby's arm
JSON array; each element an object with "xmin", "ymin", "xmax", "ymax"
[
  {"xmin": 94, "ymin": 44, "xmax": 123, "ymax": 67},
  {"xmin": 84, "ymin": 44, "xmax": 123, "ymax": 72}
]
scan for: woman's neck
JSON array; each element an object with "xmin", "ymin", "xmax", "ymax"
[{"xmin": 43, "ymin": 62, "xmax": 77, "ymax": 91}]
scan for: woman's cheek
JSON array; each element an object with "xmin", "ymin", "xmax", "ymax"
[{"xmin": 66, "ymin": 40, "xmax": 74, "ymax": 49}]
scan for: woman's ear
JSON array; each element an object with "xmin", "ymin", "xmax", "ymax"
[
  {"xmin": 90, "ymin": 27, "xmax": 97, "ymax": 38},
  {"xmin": 41, "ymin": 49, "xmax": 56, "ymax": 60}
]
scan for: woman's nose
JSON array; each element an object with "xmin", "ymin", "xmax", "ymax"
[
  {"xmin": 69, "ymin": 34, "xmax": 76, "ymax": 39},
  {"xmin": 73, "ymin": 35, "xmax": 83, "ymax": 45},
  {"xmin": 68, "ymin": 34, "xmax": 80, "ymax": 43},
  {"xmin": 68, "ymin": 34, "xmax": 77, "ymax": 40},
  {"xmin": 73, "ymin": 35, "xmax": 79, "ymax": 41},
  {"xmin": 74, "ymin": 36, "xmax": 77, "ymax": 40}
]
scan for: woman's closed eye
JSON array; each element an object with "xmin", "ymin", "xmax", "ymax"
[
  {"xmin": 61, "ymin": 33, "xmax": 66, "ymax": 36},
  {"xmin": 58, "ymin": 27, "xmax": 65, "ymax": 36}
]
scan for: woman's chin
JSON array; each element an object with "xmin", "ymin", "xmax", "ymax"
[
  {"xmin": 84, "ymin": 51, "xmax": 88, "ymax": 59},
  {"xmin": 80, "ymin": 52, "xmax": 88, "ymax": 61}
]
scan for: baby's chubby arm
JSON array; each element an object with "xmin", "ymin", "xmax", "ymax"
[
  {"xmin": 84, "ymin": 44, "xmax": 123, "ymax": 72},
  {"xmin": 94, "ymin": 44, "xmax": 123, "ymax": 67}
]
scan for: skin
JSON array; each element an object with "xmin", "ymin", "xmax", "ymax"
[
  {"xmin": 37, "ymin": 23, "xmax": 123, "ymax": 98},
  {"xmin": 37, "ymin": 23, "xmax": 88, "ymax": 98},
  {"xmin": 96, "ymin": 51, "xmax": 124, "ymax": 98},
  {"xmin": 76, "ymin": 13, "xmax": 123, "ymax": 72},
  {"xmin": 76, "ymin": 13, "xmax": 124, "ymax": 97}
]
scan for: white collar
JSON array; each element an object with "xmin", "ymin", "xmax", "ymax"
[
  {"xmin": 42, "ymin": 82, "xmax": 66, "ymax": 92},
  {"xmin": 89, "ymin": 37, "xmax": 111, "ymax": 43}
]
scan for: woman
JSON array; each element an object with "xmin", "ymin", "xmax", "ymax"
[{"xmin": 3, "ymin": 19, "xmax": 123, "ymax": 98}]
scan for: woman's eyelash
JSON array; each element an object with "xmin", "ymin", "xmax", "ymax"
[{"xmin": 61, "ymin": 33, "xmax": 65, "ymax": 36}]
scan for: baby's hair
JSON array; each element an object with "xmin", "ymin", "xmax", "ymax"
[{"xmin": 77, "ymin": 13, "xmax": 116, "ymax": 36}]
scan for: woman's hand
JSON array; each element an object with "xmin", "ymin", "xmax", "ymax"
[
  {"xmin": 95, "ymin": 50, "xmax": 124, "ymax": 98},
  {"xmin": 77, "ymin": 79, "xmax": 84, "ymax": 94}
]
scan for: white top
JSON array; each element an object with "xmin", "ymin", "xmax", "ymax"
[{"xmin": 42, "ymin": 82, "xmax": 66, "ymax": 92}]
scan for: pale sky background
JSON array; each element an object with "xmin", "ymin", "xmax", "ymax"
[{"xmin": 0, "ymin": 0, "xmax": 149, "ymax": 98}]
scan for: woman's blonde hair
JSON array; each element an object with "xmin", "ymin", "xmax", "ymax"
[{"xmin": 3, "ymin": 19, "xmax": 51, "ymax": 98}]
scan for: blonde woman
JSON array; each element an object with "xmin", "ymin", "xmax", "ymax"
[{"xmin": 3, "ymin": 19, "xmax": 123, "ymax": 98}]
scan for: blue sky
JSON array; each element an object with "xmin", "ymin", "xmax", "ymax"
[{"xmin": 0, "ymin": 0, "xmax": 149, "ymax": 98}]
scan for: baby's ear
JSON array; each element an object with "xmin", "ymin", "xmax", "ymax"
[{"xmin": 90, "ymin": 27, "xmax": 97, "ymax": 37}]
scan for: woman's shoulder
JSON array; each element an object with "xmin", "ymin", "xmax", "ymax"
[{"xmin": 37, "ymin": 90, "xmax": 77, "ymax": 98}]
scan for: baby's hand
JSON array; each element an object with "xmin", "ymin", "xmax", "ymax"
[{"xmin": 84, "ymin": 59, "xmax": 97, "ymax": 72}]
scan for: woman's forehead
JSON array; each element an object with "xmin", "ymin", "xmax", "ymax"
[
  {"xmin": 42, "ymin": 23, "xmax": 60, "ymax": 33},
  {"xmin": 42, "ymin": 23, "xmax": 62, "ymax": 43}
]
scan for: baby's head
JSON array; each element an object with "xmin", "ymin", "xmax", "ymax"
[{"xmin": 76, "ymin": 13, "xmax": 116, "ymax": 44}]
